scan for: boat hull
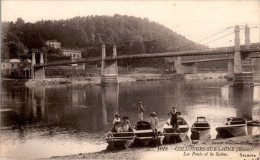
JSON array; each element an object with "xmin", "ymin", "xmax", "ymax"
[
  {"xmin": 107, "ymin": 139, "xmax": 134, "ymax": 150},
  {"xmin": 134, "ymin": 136, "xmax": 164, "ymax": 147},
  {"xmin": 216, "ymin": 125, "xmax": 247, "ymax": 138},
  {"xmin": 163, "ymin": 132, "xmax": 188, "ymax": 143},
  {"xmin": 191, "ymin": 129, "xmax": 211, "ymax": 141},
  {"xmin": 162, "ymin": 117, "xmax": 189, "ymax": 144},
  {"xmin": 106, "ymin": 132, "xmax": 135, "ymax": 150}
]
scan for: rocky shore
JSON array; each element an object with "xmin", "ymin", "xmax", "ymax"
[
  {"xmin": 50, "ymin": 134, "xmax": 259, "ymax": 160},
  {"xmin": 20, "ymin": 72, "xmax": 227, "ymax": 86}
]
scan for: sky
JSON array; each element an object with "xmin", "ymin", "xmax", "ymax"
[{"xmin": 1, "ymin": 0, "xmax": 260, "ymax": 48}]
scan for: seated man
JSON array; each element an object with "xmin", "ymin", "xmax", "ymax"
[{"xmin": 121, "ymin": 116, "xmax": 132, "ymax": 132}]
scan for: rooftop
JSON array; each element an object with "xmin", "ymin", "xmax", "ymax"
[{"xmin": 2, "ymin": 59, "xmax": 31, "ymax": 63}]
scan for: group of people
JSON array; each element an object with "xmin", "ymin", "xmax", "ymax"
[
  {"xmin": 112, "ymin": 114, "xmax": 132, "ymax": 132},
  {"xmin": 112, "ymin": 102, "xmax": 181, "ymax": 133}
]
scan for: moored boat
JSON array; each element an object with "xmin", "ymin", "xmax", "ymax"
[
  {"xmin": 106, "ymin": 129, "xmax": 135, "ymax": 150},
  {"xmin": 134, "ymin": 121, "xmax": 164, "ymax": 147},
  {"xmin": 162, "ymin": 117, "xmax": 189, "ymax": 144},
  {"xmin": 247, "ymin": 120, "xmax": 260, "ymax": 126},
  {"xmin": 216, "ymin": 117, "xmax": 247, "ymax": 139},
  {"xmin": 190, "ymin": 117, "xmax": 211, "ymax": 141}
]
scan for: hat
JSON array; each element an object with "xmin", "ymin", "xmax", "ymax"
[
  {"xmin": 139, "ymin": 102, "xmax": 142, "ymax": 104},
  {"xmin": 122, "ymin": 116, "xmax": 129, "ymax": 119},
  {"xmin": 115, "ymin": 113, "xmax": 120, "ymax": 117},
  {"xmin": 172, "ymin": 107, "xmax": 176, "ymax": 109},
  {"xmin": 151, "ymin": 112, "xmax": 156, "ymax": 116}
]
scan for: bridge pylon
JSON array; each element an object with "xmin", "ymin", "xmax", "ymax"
[
  {"xmin": 31, "ymin": 49, "xmax": 45, "ymax": 79},
  {"xmin": 101, "ymin": 45, "xmax": 118, "ymax": 85},
  {"xmin": 232, "ymin": 25, "xmax": 254, "ymax": 87}
]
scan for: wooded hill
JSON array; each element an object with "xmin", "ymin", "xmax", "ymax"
[{"xmin": 1, "ymin": 14, "xmax": 206, "ymax": 67}]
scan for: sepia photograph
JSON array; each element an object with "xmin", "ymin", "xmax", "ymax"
[{"xmin": 0, "ymin": 0, "xmax": 260, "ymax": 159}]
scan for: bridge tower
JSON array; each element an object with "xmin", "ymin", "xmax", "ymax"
[
  {"xmin": 232, "ymin": 25, "xmax": 253, "ymax": 87},
  {"xmin": 31, "ymin": 49, "xmax": 45, "ymax": 79},
  {"xmin": 31, "ymin": 52, "xmax": 36, "ymax": 79},
  {"xmin": 101, "ymin": 45, "xmax": 118, "ymax": 85}
]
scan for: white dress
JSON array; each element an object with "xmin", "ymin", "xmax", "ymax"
[{"xmin": 150, "ymin": 117, "xmax": 159, "ymax": 131}]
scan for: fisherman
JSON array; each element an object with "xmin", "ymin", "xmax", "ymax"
[
  {"xmin": 149, "ymin": 112, "xmax": 159, "ymax": 137},
  {"xmin": 121, "ymin": 116, "xmax": 132, "ymax": 132},
  {"xmin": 113, "ymin": 113, "xmax": 122, "ymax": 132},
  {"xmin": 168, "ymin": 107, "xmax": 181, "ymax": 132},
  {"xmin": 138, "ymin": 102, "xmax": 145, "ymax": 121}
]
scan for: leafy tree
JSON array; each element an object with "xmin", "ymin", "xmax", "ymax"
[{"xmin": 2, "ymin": 15, "xmax": 206, "ymax": 67}]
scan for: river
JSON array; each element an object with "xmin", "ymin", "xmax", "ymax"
[{"xmin": 0, "ymin": 79, "xmax": 259, "ymax": 159}]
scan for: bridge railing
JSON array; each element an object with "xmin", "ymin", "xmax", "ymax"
[
  {"xmin": 35, "ymin": 57, "xmax": 101, "ymax": 67},
  {"xmin": 33, "ymin": 43, "xmax": 260, "ymax": 67}
]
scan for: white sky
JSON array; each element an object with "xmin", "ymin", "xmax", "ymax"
[{"xmin": 1, "ymin": 0, "xmax": 260, "ymax": 47}]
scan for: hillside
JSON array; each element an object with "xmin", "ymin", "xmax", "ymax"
[{"xmin": 2, "ymin": 14, "xmax": 206, "ymax": 66}]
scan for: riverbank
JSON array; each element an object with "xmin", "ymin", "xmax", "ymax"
[
  {"xmin": 22, "ymin": 73, "xmax": 226, "ymax": 86},
  {"xmin": 19, "ymin": 69, "xmax": 226, "ymax": 86},
  {"xmin": 1, "ymin": 67, "xmax": 228, "ymax": 86},
  {"xmin": 50, "ymin": 134, "xmax": 259, "ymax": 160}
]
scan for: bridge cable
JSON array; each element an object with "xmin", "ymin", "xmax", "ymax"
[
  {"xmin": 169, "ymin": 27, "xmax": 233, "ymax": 51},
  {"xmin": 197, "ymin": 27, "xmax": 245, "ymax": 48}
]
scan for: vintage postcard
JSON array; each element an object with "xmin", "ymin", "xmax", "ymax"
[{"xmin": 0, "ymin": 0, "xmax": 259, "ymax": 160}]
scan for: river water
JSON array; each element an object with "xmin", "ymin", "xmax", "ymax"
[{"xmin": 0, "ymin": 79, "xmax": 259, "ymax": 159}]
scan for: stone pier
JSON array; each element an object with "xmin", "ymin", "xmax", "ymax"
[
  {"xmin": 227, "ymin": 61, "xmax": 234, "ymax": 80},
  {"xmin": 174, "ymin": 57, "xmax": 197, "ymax": 74},
  {"xmin": 101, "ymin": 45, "xmax": 119, "ymax": 85}
]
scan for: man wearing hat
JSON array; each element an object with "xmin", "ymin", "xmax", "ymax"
[
  {"xmin": 121, "ymin": 116, "xmax": 132, "ymax": 132},
  {"xmin": 138, "ymin": 102, "xmax": 145, "ymax": 121},
  {"xmin": 149, "ymin": 112, "xmax": 159, "ymax": 136}
]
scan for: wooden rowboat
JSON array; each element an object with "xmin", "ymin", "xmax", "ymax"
[
  {"xmin": 247, "ymin": 120, "xmax": 260, "ymax": 126},
  {"xmin": 190, "ymin": 117, "xmax": 211, "ymax": 141},
  {"xmin": 216, "ymin": 117, "xmax": 247, "ymax": 139},
  {"xmin": 134, "ymin": 121, "xmax": 164, "ymax": 147},
  {"xmin": 162, "ymin": 117, "xmax": 189, "ymax": 144},
  {"xmin": 106, "ymin": 130, "xmax": 135, "ymax": 150}
]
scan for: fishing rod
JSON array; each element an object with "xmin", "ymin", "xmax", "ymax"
[{"xmin": 173, "ymin": 79, "xmax": 194, "ymax": 108}]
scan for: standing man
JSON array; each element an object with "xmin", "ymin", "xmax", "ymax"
[
  {"xmin": 138, "ymin": 102, "xmax": 145, "ymax": 121},
  {"xmin": 168, "ymin": 107, "xmax": 181, "ymax": 132}
]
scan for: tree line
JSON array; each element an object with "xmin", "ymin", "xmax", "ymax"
[{"xmin": 1, "ymin": 14, "xmax": 206, "ymax": 66}]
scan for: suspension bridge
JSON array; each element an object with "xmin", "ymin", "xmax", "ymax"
[{"xmin": 26, "ymin": 25, "xmax": 260, "ymax": 86}]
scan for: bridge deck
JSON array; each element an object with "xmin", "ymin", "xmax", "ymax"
[{"xmin": 34, "ymin": 44, "xmax": 260, "ymax": 68}]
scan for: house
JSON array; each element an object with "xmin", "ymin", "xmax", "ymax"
[
  {"xmin": 46, "ymin": 40, "xmax": 61, "ymax": 49},
  {"xmin": 62, "ymin": 49, "xmax": 82, "ymax": 60},
  {"xmin": 1, "ymin": 59, "xmax": 32, "ymax": 78},
  {"xmin": 62, "ymin": 49, "xmax": 82, "ymax": 67}
]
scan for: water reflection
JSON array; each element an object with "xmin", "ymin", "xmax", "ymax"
[{"xmin": 0, "ymin": 80, "xmax": 259, "ymax": 159}]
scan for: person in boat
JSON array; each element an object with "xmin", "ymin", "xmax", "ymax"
[
  {"xmin": 168, "ymin": 107, "xmax": 181, "ymax": 132},
  {"xmin": 113, "ymin": 113, "xmax": 121, "ymax": 125},
  {"xmin": 121, "ymin": 116, "xmax": 132, "ymax": 132},
  {"xmin": 138, "ymin": 102, "xmax": 145, "ymax": 121},
  {"xmin": 149, "ymin": 112, "xmax": 159, "ymax": 137},
  {"xmin": 113, "ymin": 113, "xmax": 122, "ymax": 132}
]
